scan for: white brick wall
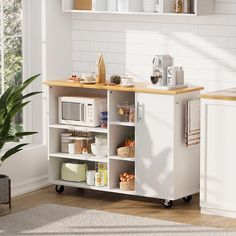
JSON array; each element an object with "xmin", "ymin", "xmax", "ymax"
[{"xmin": 72, "ymin": 0, "xmax": 236, "ymax": 92}]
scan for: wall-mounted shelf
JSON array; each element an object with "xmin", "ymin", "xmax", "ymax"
[{"xmin": 62, "ymin": 0, "xmax": 214, "ymax": 16}]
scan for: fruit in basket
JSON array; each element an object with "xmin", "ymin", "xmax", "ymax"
[
  {"xmin": 125, "ymin": 139, "xmax": 135, "ymax": 147},
  {"xmin": 119, "ymin": 172, "xmax": 135, "ymax": 182}
]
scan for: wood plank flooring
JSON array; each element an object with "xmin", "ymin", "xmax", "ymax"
[{"xmin": 1, "ymin": 186, "xmax": 236, "ymax": 229}]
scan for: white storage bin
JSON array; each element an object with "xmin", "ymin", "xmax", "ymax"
[
  {"xmin": 107, "ymin": 0, "xmax": 117, "ymax": 11},
  {"xmin": 143, "ymin": 0, "xmax": 157, "ymax": 12},
  {"xmin": 117, "ymin": 0, "xmax": 128, "ymax": 12},
  {"xmin": 129, "ymin": 0, "xmax": 142, "ymax": 12},
  {"xmin": 92, "ymin": 0, "xmax": 107, "ymax": 11},
  {"xmin": 117, "ymin": 0, "xmax": 142, "ymax": 12}
]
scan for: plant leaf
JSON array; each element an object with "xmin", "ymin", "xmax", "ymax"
[
  {"xmin": 18, "ymin": 74, "xmax": 41, "ymax": 94},
  {"xmin": 0, "ymin": 116, "xmax": 10, "ymax": 140},
  {"xmin": 0, "ymin": 143, "xmax": 28, "ymax": 163},
  {"xmin": 22, "ymin": 91, "xmax": 42, "ymax": 100},
  {"xmin": 15, "ymin": 132, "xmax": 37, "ymax": 137},
  {"xmin": 9, "ymin": 101, "xmax": 30, "ymax": 119}
]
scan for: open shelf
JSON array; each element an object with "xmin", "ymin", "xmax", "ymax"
[
  {"xmin": 109, "ymin": 188, "xmax": 136, "ymax": 195},
  {"xmin": 50, "ymin": 153, "xmax": 108, "ymax": 163},
  {"xmin": 50, "ymin": 124, "xmax": 108, "ymax": 134},
  {"xmin": 49, "ymin": 179, "xmax": 108, "ymax": 191},
  {"xmin": 63, "ymin": 9, "xmax": 197, "ymax": 16},
  {"xmin": 109, "ymin": 121, "xmax": 135, "ymax": 127},
  {"xmin": 62, "ymin": 0, "xmax": 214, "ymax": 16},
  {"xmin": 49, "ymin": 180, "xmax": 136, "ymax": 195},
  {"xmin": 110, "ymin": 156, "xmax": 135, "ymax": 162}
]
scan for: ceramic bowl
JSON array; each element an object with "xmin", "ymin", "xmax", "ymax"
[{"xmin": 91, "ymin": 143, "xmax": 107, "ymax": 157}]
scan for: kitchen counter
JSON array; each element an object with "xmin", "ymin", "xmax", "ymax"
[
  {"xmin": 44, "ymin": 80, "xmax": 204, "ymax": 95},
  {"xmin": 201, "ymin": 88, "xmax": 236, "ymax": 101}
]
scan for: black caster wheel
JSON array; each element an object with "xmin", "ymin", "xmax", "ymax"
[
  {"xmin": 163, "ymin": 200, "xmax": 173, "ymax": 209},
  {"xmin": 55, "ymin": 185, "xmax": 64, "ymax": 194},
  {"xmin": 183, "ymin": 195, "xmax": 192, "ymax": 203}
]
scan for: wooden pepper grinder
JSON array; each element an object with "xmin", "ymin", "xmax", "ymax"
[{"xmin": 96, "ymin": 53, "xmax": 106, "ymax": 84}]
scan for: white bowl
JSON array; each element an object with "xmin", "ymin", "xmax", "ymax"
[
  {"xmin": 95, "ymin": 135, "xmax": 107, "ymax": 146},
  {"xmin": 91, "ymin": 143, "xmax": 107, "ymax": 157}
]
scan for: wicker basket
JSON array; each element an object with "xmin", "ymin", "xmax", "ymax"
[
  {"xmin": 120, "ymin": 180, "xmax": 135, "ymax": 191},
  {"xmin": 117, "ymin": 146, "xmax": 135, "ymax": 158}
]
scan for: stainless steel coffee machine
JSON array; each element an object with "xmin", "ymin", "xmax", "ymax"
[{"xmin": 151, "ymin": 55, "xmax": 173, "ymax": 86}]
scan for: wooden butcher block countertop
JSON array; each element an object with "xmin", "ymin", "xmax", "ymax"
[
  {"xmin": 201, "ymin": 88, "xmax": 236, "ymax": 101},
  {"xmin": 44, "ymin": 80, "xmax": 204, "ymax": 95}
]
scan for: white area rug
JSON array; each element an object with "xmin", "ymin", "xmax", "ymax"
[{"xmin": 0, "ymin": 204, "xmax": 235, "ymax": 236}]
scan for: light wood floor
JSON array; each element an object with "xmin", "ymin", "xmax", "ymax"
[{"xmin": 1, "ymin": 186, "xmax": 236, "ymax": 229}]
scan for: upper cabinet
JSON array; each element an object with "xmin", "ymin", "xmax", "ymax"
[{"xmin": 62, "ymin": 0, "xmax": 214, "ymax": 16}]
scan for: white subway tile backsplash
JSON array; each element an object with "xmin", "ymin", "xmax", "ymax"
[
  {"xmin": 198, "ymin": 25, "xmax": 218, "ymax": 36},
  {"xmin": 72, "ymin": 1, "xmax": 236, "ymax": 92},
  {"xmin": 218, "ymin": 25, "xmax": 236, "ymax": 37}
]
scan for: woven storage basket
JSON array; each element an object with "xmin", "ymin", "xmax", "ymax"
[
  {"xmin": 117, "ymin": 146, "xmax": 135, "ymax": 158},
  {"xmin": 120, "ymin": 180, "xmax": 135, "ymax": 191}
]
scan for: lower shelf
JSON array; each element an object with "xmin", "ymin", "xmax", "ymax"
[
  {"xmin": 49, "ymin": 179, "xmax": 108, "ymax": 191},
  {"xmin": 49, "ymin": 179, "xmax": 136, "ymax": 195}
]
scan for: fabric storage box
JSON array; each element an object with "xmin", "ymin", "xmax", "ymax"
[
  {"xmin": 61, "ymin": 163, "xmax": 87, "ymax": 182},
  {"xmin": 74, "ymin": 0, "xmax": 92, "ymax": 10}
]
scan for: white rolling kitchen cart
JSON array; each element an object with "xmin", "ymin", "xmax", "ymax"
[{"xmin": 45, "ymin": 80, "xmax": 203, "ymax": 208}]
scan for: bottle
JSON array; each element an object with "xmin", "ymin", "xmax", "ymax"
[
  {"xmin": 176, "ymin": 67, "xmax": 184, "ymax": 85},
  {"xmin": 95, "ymin": 53, "xmax": 106, "ymax": 83}
]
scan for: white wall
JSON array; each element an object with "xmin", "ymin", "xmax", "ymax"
[
  {"xmin": 0, "ymin": 0, "xmax": 49, "ymax": 197},
  {"xmin": 2, "ymin": 0, "xmax": 73, "ymax": 197},
  {"xmin": 71, "ymin": 0, "xmax": 236, "ymax": 92}
]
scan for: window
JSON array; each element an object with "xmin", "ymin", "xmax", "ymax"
[{"xmin": 0, "ymin": 0, "xmax": 23, "ymax": 132}]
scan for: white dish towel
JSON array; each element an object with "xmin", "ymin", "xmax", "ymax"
[{"xmin": 185, "ymin": 99, "xmax": 200, "ymax": 147}]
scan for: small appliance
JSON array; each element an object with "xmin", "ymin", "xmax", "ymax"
[
  {"xmin": 61, "ymin": 163, "xmax": 87, "ymax": 182},
  {"xmin": 151, "ymin": 55, "xmax": 173, "ymax": 86},
  {"xmin": 59, "ymin": 96, "xmax": 107, "ymax": 127}
]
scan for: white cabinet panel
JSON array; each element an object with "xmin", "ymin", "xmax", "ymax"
[
  {"xmin": 135, "ymin": 93, "xmax": 174, "ymax": 199},
  {"xmin": 201, "ymin": 100, "xmax": 236, "ymax": 216}
]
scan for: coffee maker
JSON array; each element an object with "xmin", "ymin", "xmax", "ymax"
[{"xmin": 151, "ymin": 55, "xmax": 173, "ymax": 86}]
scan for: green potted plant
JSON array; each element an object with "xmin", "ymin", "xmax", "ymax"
[{"xmin": 0, "ymin": 74, "xmax": 41, "ymax": 208}]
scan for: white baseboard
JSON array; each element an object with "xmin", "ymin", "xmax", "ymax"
[
  {"xmin": 201, "ymin": 207, "xmax": 236, "ymax": 219},
  {"xmin": 11, "ymin": 175, "xmax": 49, "ymax": 197}
]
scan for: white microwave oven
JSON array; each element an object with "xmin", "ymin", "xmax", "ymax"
[{"xmin": 58, "ymin": 96, "xmax": 107, "ymax": 127}]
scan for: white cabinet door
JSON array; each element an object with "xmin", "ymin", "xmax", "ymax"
[
  {"xmin": 201, "ymin": 99, "xmax": 236, "ymax": 214},
  {"xmin": 135, "ymin": 93, "xmax": 174, "ymax": 199}
]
